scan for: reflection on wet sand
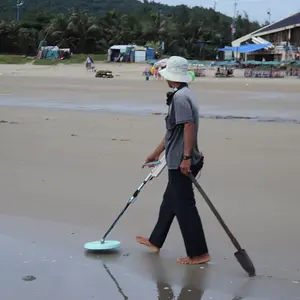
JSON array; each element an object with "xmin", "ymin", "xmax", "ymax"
[
  {"xmin": 101, "ymin": 257, "xmax": 207, "ymax": 300},
  {"xmin": 84, "ymin": 248, "xmax": 123, "ymax": 262},
  {"xmin": 85, "ymin": 245, "xmax": 300, "ymax": 300},
  {"xmin": 101, "ymin": 260, "xmax": 246, "ymax": 300},
  {"xmin": 90, "ymin": 249, "xmax": 246, "ymax": 300},
  {"xmin": 103, "ymin": 263, "xmax": 129, "ymax": 300},
  {"xmin": 156, "ymin": 280, "xmax": 205, "ymax": 300}
]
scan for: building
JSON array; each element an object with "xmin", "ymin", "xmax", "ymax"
[
  {"xmin": 107, "ymin": 45, "xmax": 156, "ymax": 63},
  {"xmin": 232, "ymin": 12, "xmax": 300, "ymax": 61}
]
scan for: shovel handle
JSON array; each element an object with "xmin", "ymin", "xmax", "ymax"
[{"xmin": 188, "ymin": 173, "xmax": 243, "ymax": 251}]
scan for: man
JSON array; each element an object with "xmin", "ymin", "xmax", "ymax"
[
  {"xmin": 136, "ymin": 56, "xmax": 210, "ymax": 265},
  {"xmin": 85, "ymin": 55, "xmax": 94, "ymax": 70}
]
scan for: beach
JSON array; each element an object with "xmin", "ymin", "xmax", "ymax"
[{"xmin": 1, "ymin": 62, "xmax": 300, "ymax": 299}]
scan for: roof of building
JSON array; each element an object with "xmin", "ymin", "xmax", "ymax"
[
  {"xmin": 232, "ymin": 12, "xmax": 300, "ymax": 46},
  {"xmin": 255, "ymin": 12, "xmax": 300, "ymax": 34}
]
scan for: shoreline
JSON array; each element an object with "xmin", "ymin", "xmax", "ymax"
[{"xmin": 1, "ymin": 99, "xmax": 300, "ymax": 125}]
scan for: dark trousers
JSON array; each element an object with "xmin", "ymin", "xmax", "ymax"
[{"xmin": 149, "ymin": 158, "xmax": 208, "ymax": 257}]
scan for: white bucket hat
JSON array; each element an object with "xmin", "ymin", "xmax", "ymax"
[{"xmin": 159, "ymin": 56, "xmax": 192, "ymax": 83}]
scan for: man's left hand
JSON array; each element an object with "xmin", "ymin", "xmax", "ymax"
[{"xmin": 180, "ymin": 159, "xmax": 191, "ymax": 176}]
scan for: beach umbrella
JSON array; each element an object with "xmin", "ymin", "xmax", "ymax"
[
  {"xmin": 242, "ymin": 60, "xmax": 262, "ymax": 65},
  {"xmin": 261, "ymin": 61, "xmax": 281, "ymax": 66},
  {"xmin": 84, "ymin": 156, "xmax": 167, "ymax": 251},
  {"xmin": 154, "ymin": 58, "xmax": 168, "ymax": 67}
]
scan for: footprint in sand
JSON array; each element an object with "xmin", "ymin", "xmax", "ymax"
[{"xmin": 0, "ymin": 120, "xmax": 19, "ymax": 124}]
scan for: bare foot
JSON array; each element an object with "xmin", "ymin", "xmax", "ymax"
[
  {"xmin": 176, "ymin": 253, "xmax": 211, "ymax": 265},
  {"xmin": 136, "ymin": 236, "xmax": 160, "ymax": 253}
]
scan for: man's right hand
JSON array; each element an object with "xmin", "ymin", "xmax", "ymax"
[
  {"xmin": 143, "ymin": 134, "xmax": 165, "ymax": 168},
  {"xmin": 143, "ymin": 153, "xmax": 160, "ymax": 168}
]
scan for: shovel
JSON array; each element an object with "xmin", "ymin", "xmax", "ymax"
[{"xmin": 188, "ymin": 173, "xmax": 256, "ymax": 277}]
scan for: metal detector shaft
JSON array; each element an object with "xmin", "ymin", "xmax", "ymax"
[
  {"xmin": 101, "ymin": 155, "xmax": 166, "ymax": 243},
  {"xmin": 188, "ymin": 173, "xmax": 243, "ymax": 251},
  {"xmin": 101, "ymin": 173, "xmax": 152, "ymax": 242}
]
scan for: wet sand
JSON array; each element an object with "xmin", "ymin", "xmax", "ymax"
[{"xmin": 1, "ymin": 64, "xmax": 300, "ymax": 299}]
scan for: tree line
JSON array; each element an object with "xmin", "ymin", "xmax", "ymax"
[{"xmin": 0, "ymin": 3, "xmax": 261, "ymax": 60}]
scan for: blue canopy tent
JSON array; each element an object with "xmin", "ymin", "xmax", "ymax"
[{"xmin": 218, "ymin": 43, "xmax": 271, "ymax": 53}]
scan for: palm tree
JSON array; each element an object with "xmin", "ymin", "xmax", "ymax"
[
  {"xmin": 0, "ymin": 20, "xmax": 20, "ymax": 53},
  {"xmin": 44, "ymin": 13, "xmax": 70, "ymax": 47},
  {"xmin": 0, "ymin": 2, "xmax": 261, "ymax": 59},
  {"xmin": 18, "ymin": 27, "xmax": 39, "ymax": 55}
]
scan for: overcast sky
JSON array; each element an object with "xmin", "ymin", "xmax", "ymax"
[{"xmin": 156, "ymin": 0, "xmax": 299, "ymax": 24}]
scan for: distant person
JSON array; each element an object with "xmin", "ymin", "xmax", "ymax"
[
  {"xmin": 85, "ymin": 55, "xmax": 94, "ymax": 70},
  {"xmin": 154, "ymin": 68, "xmax": 159, "ymax": 80},
  {"xmin": 136, "ymin": 56, "xmax": 210, "ymax": 265}
]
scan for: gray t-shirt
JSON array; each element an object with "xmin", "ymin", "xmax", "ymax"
[{"xmin": 165, "ymin": 86, "xmax": 202, "ymax": 170}]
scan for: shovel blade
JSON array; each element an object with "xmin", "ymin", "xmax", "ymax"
[{"xmin": 234, "ymin": 249, "xmax": 256, "ymax": 277}]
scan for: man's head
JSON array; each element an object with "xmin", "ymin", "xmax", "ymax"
[{"xmin": 159, "ymin": 56, "xmax": 192, "ymax": 88}]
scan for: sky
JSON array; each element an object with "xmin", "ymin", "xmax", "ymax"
[{"xmin": 156, "ymin": 0, "xmax": 300, "ymax": 24}]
